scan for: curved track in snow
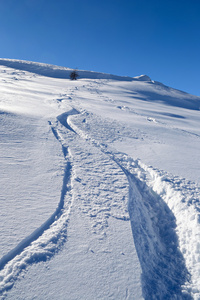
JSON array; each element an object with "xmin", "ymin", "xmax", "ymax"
[
  {"xmin": 0, "ymin": 162, "xmax": 71, "ymax": 271},
  {"xmin": 67, "ymin": 110, "xmax": 195, "ymax": 299},
  {"xmin": 120, "ymin": 165, "xmax": 191, "ymax": 299},
  {"xmin": 0, "ymin": 110, "xmax": 78, "ymax": 296}
]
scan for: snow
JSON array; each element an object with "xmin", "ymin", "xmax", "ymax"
[{"xmin": 0, "ymin": 59, "xmax": 199, "ymax": 299}]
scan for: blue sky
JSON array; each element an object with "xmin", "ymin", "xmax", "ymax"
[{"xmin": 0, "ymin": 0, "xmax": 200, "ymax": 96}]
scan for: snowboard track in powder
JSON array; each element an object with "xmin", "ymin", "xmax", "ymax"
[
  {"xmin": 67, "ymin": 110, "xmax": 192, "ymax": 299},
  {"xmin": 118, "ymin": 163, "xmax": 192, "ymax": 299}
]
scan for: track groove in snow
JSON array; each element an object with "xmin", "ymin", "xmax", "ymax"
[
  {"xmin": 0, "ymin": 111, "xmax": 78, "ymax": 297},
  {"xmin": 119, "ymin": 164, "xmax": 191, "ymax": 299},
  {"xmin": 101, "ymin": 156, "xmax": 191, "ymax": 298},
  {"xmin": 68, "ymin": 111, "xmax": 199, "ymax": 299},
  {"xmin": 54, "ymin": 108, "xmax": 130, "ymax": 231},
  {"xmin": 0, "ymin": 161, "xmax": 71, "ymax": 272},
  {"xmin": 57, "ymin": 108, "xmax": 79, "ymax": 134}
]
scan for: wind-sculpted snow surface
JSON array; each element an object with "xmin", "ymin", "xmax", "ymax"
[{"xmin": 69, "ymin": 111, "xmax": 200, "ymax": 299}]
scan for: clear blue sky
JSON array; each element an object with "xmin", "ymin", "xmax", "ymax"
[{"xmin": 0, "ymin": 0, "xmax": 200, "ymax": 96}]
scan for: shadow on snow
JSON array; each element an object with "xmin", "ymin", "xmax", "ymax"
[{"xmin": 126, "ymin": 170, "xmax": 192, "ymax": 299}]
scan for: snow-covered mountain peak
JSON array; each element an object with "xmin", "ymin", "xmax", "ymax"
[{"xmin": 133, "ymin": 74, "xmax": 152, "ymax": 81}]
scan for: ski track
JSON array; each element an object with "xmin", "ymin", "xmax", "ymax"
[
  {"xmin": 54, "ymin": 110, "xmax": 130, "ymax": 234},
  {"xmin": 68, "ymin": 110, "xmax": 200, "ymax": 299},
  {"xmin": 0, "ymin": 110, "xmax": 77, "ymax": 297},
  {"xmin": 122, "ymin": 165, "xmax": 191, "ymax": 299}
]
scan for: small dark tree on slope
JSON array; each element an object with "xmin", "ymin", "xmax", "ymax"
[{"xmin": 70, "ymin": 70, "xmax": 79, "ymax": 80}]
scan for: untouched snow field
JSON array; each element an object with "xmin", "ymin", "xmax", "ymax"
[{"xmin": 0, "ymin": 59, "xmax": 199, "ymax": 299}]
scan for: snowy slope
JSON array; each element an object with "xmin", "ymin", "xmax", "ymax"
[{"xmin": 0, "ymin": 59, "xmax": 199, "ymax": 299}]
